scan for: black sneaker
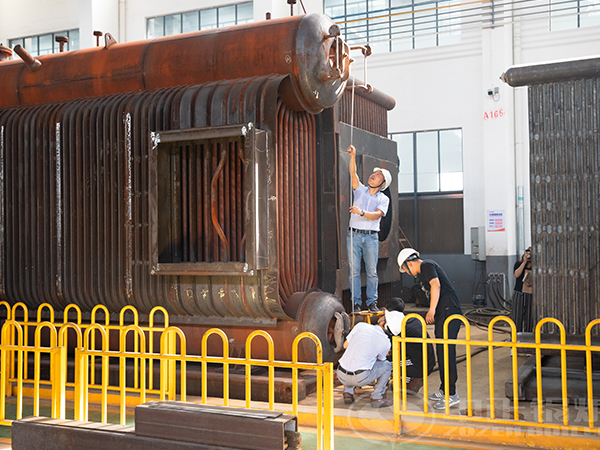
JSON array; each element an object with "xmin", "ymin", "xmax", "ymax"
[
  {"xmin": 367, "ymin": 303, "xmax": 379, "ymax": 312},
  {"xmin": 353, "ymin": 304, "xmax": 362, "ymax": 313}
]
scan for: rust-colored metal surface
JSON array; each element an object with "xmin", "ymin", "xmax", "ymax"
[
  {"xmin": 0, "ymin": 14, "xmax": 349, "ymax": 113},
  {"xmin": 528, "ymin": 78, "xmax": 600, "ymax": 335},
  {"xmin": 0, "ymin": 44, "xmax": 12, "ymax": 61},
  {"xmin": 157, "ymin": 138, "xmax": 246, "ymax": 265},
  {"xmin": 135, "ymin": 402, "xmax": 297, "ymax": 450},
  {"xmin": 276, "ymin": 99, "xmax": 318, "ymax": 304},
  {"xmin": 504, "ymin": 59, "xmax": 600, "ymax": 335},
  {"xmin": 0, "ymin": 77, "xmax": 287, "ymax": 321},
  {"xmin": 0, "ymin": 15, "xmax": 401, "ymax": 361}
]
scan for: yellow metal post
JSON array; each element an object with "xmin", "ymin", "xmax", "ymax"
[
  {"xmin": 585, "ymin": 319, "xmax": 600, "ymax": 428},
  {"xmin": 120, "ymin": 352, "xmax": 127, "ymax": 425},
  {"xmin": 323, "ymin": 362, "xmax": 334, "ymax": 450},
  {"xmin": 57, "ymin": 346, "xmax": 67, "ymax": 419},
  {"xmin": 392, "ymin": 334, "xmax": 401, "ymax": 434},
  {"xmin": 74, "ymin": 348, "xmax": 83, "ymax": 421},
  {"xmin": 0, "ymin": 345, "xmax": 6, "ymax": 422}
]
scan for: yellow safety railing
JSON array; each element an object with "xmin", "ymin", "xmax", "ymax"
[
  {"xmin": 71, "ymin": 326, "xmax": 333, "ymax": 450},
  {"xmin": 392, "ymin": 313, "xmax": 600, "ymax": 435},
  {"xmin": 0, "ymin": 320, "xmax": 67, "ymax": 426},
  {"xmin": 5, "ymin": 302, "xmax": 171, "ymax": 395},
  {"xmin": 0, "ymin": 302, "xmax": 334, "ymax": 450}
]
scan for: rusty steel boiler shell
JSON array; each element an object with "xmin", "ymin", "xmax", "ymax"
[
  {"xmin": 0, "ymin": 14, "xmax": 348, "ymax": 113},
  {"xmin": 0, "ymin": 75, "xmax": 344, "ymax": 362},
  {"xmin": 0, "ymin": 76, "xmax": 298, "ymax": 320}
]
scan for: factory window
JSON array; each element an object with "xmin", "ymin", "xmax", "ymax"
[
  {"xmin": 8, "ymin": 29, "xmax": 79, "ymax": 57},
  {"xmin": 324, "ymin": 0, "xmax": 461, "ymax": 53},
  {"xmin": 550, "ymin": 0, "xmax": 600, "ymax": 30},
  {"xmin": 147, "ymin": 2, "xmax": 254, "ymax": 38},
  {"xmin": 391, "ymin": 128, "xmax": 463, "ymax": 194},
  {"xmin": 392, "ymin": 128, "xmax": 464, "ymax": 253}
]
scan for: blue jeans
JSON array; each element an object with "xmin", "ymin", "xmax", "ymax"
[
  {"xmin": 337, "ymin": 360, "xmax": 392, "ymax": 400},
  {"xmin": 347, "ymin": 230, "xmax": 379, "ymax": 307}
]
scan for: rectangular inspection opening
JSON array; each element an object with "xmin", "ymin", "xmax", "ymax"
[{"xmin": 149, "ymin": 124, "xmax": 267, "ymax": 276}]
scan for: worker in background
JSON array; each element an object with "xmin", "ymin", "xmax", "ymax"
[
  {"xmin": 337, "ymin": 309, "xmax": 403, "ymax": 407},
  {"xmin": 383, "ymin": 297, "xmax": 436, "ymax": 394},
  {"xmin": 397, "ymin": 249, "xmax": 463, "ymax": 409},
  {"xmin": 512, "ymin": 246, "xmax": 533, "ymax": 332},
  {"xmin": 347, "ymin": 144, "xmax": 391, "ymax": 313}
]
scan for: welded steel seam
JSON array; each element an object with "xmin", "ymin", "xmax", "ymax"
[
  {"xmin": 0, "ymin": 75, "xmax": 295, "ymax": 321},
  {"xmin": 528, "ymin": 78, "xmax": 600, "ymax": 335}
]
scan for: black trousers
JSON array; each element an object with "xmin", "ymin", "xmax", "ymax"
[
  {"xmin": 434, "ymin": 309, "xmax": 462, "ymax": 396},
  {"xmin": 511, "ymin": 291, "xmax": 533, "ymax": 332}
]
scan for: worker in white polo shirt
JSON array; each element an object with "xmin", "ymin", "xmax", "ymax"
[
  {"xmin": 347, "ymin": 144, "xmax": 392, "ymax": 313},
  {"xmin": 337, "ymin": 309, "xmax": 404, "ymax": 408}
]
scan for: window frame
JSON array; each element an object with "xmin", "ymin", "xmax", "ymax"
[
  {"xmin": 391, "ymin": 127, "xmax": 463, "ymax": 195},
  {"xmin": 549, "ymin": 0, "xmax": 600, "ymax": 30},
  {"xmin": 8, "ymin": 29, "xmax": 79, "ymax": 57},
  {"xmin": 146, "ymin": 2, "xmax": 254, "ymax": 39},
  {"xmin": 324, "ymin": 0, "xmax": 462, "ymax": 52}
]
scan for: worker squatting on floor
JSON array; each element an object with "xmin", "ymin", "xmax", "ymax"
[{"xmin": 336, "ymin": 308, "xmax": 404, "ymax": 408}]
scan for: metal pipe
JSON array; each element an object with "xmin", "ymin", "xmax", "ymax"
[
  {"xmin": 12, "ymin": 45, "xmax": 41, "ymax": 73},
  {"xmin": 501, "ymin": 57, "xmax": 600, "ymax": 87},
  {"xmin": 93, "ymin": 31, "xmax": 103, "ymax": 47},
  {"xmin": 55, "ymin": 36, "xmax": 68, "ymax": 53},
  {"xmin": 0, "ymin": 14, "xmax": 350, "ymax": 113},
  {"xmin": 0, "ymin": 44, "xmax": 12, "ymax": 61}
]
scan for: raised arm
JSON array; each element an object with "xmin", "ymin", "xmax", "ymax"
[
  {"xmin": 514, "ymin": 252, "xmax": 530, "ymax": 278},
  {"xmin": 347, "ymin": 145, "xmax": 359, "ymax": 190}
]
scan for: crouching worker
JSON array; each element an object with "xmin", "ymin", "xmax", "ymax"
[
  {"xmin": 337, "ymin": 310, "xmax": 403, "ymax": 408},
  {"xmin": 383, "ymin": 297, "xmax": 436, "ymax": 395}
]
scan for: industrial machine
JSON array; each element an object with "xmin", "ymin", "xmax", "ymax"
[
  {"xmin": 502, "ymin": 57, "xmax": 600, "ymax": 402},
  {"xmin": 0, "ymin": 14, "xmax": 399, "ymax": 363}
]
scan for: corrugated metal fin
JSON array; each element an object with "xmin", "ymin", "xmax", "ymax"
[
  {"xmin": 0, "ymin": 76, "xmax": 289, "ymax": 321},
  {"xmin": 529, "ymin": 78, "xmax": 600, "ymax": 335}
]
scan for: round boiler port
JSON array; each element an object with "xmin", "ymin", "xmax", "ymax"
[{"xmin": 296, "ymin": 290, "xmax": 350, "ymax": 363}]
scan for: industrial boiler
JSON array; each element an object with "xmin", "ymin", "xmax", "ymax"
[{"xmin": 0, "ymin": 14, "xmax": 399, "ymax": 363}]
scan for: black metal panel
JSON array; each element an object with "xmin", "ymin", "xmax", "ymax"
[{"xmin": 398, "ymin": 195, "xmax": 464, "ymax": 254}]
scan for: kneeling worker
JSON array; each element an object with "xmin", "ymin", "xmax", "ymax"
[
  {"xmin": 383, "ymin": 297, "xmax": 436, "ymax": 394},
  {"xmin": 337, "ymin": 310, "xmax": 403, "ymax": 407}
]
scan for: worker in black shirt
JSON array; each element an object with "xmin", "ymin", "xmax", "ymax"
[
  {"xmin": 383, "ymin": 297, "xmax": 435, "ymax": 394},
  {"xmin": 397, "ymin": 249, "xmax": 463, "ymax": 409}
]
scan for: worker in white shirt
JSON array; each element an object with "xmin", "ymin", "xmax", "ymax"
[{"xmin": 336, "ymin": 309, "xmax": 404, "ymax": 407}]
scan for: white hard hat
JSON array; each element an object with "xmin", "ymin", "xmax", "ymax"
[
  {"xmin": 385, "ymin": 310, "xmax": 405, "ymax": 336},
  {"xmin": 373, "ymin": 167, "xmax": 392, "ymax": 191},
  {"xmin": 397, "ymin": 248, "xmax": 420, "ymax": 273}
]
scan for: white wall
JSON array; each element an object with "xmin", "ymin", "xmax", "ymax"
[
  {"xmin": 360, "ymin": 26, "xmax": 487, "ymax": 256},
  {"xmin": 79, "ymin": 0, "xmax": 119, "ymax": 47},
  {"xmin": 0, "ymin": 0, "xmax": 78, "ymax": 44}
]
